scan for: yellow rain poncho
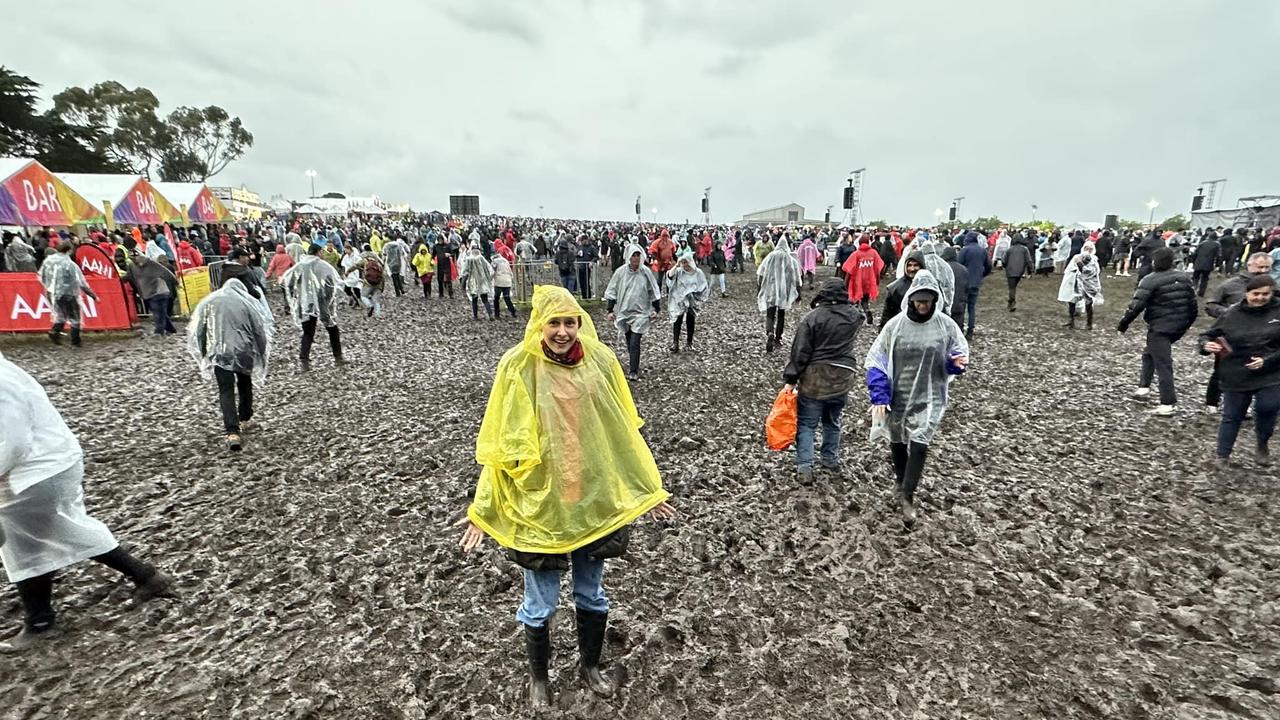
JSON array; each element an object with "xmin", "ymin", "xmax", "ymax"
[{"xmin": 467, "ymin": 285, "xmax": 669, "ymax": 554}]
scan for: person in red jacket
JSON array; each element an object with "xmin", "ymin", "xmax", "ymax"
[
  {"xmin": 696, "ymin": 231, "xmax": 713, "ymax": 264},
  {"xmin": 842, "ymin": 237, "xmax": 885, "ymax": 324},
  {"xmin": 647, "ymin": 230, "xmax": 676, "ymax": 292},
  {"xmin": 175, "ymin": 238, "xmax": 204, "ymax": 270},
  {"xmin": 218, "ymin": 233, "xmax": 233, "ymax": 256}
]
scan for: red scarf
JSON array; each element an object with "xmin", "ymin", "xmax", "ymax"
[{"xmin": 541, "ymin": 340, "xmax": 584, "ymax": 366}]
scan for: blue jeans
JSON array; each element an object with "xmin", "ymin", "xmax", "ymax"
[
  {"xmin": 516, "ymin": 547, "xmax": 608, "ymax": 628},
  {"xmin": 965, "ymin": 287, "xmax": 980, "ymax": 334},
  {"xmin": 796, "ymin": 393, "xmax": 847, "ymax": 469},
  {"xmin": 560, "ymin": 274, "xmax": 577, "ymax": 293},
  {"xmin": 146, "ymin": 295, "xmax": 175, "ymax": 335},
  {"xmin": 1217, "ymin": 385, "xmax": 1280, "ymax": 458}
]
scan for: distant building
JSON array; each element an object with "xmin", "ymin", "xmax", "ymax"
[
  {"xmin": 736, "ymin": 202, "xmax": 829, "ymax": 226},
  {"xmin": 210, "ymin": 185, "xmax": 269, "ymax": 220}
]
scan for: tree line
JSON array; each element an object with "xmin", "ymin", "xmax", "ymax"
[{"xmin": 0, "ymin": 66, "xmax": 253, "ymax": 182}]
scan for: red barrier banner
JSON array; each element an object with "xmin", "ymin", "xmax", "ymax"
[{"xmin": 0, "ymin": 273, "xmax": 134, "ymax": 332}]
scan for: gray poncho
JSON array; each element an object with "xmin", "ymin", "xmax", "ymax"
[
  {"xmin": 187, "ymin": 278, "xmax": 273, "ymax": 386},
  {"xmin": 604, "ymin": 243, "xmax": 661, "ymax": 334},
  {"xmin": 666, "ymin": 256, "xmax": 711, "ymax": 322},
  {"xmin": 282, "ymin": 254, "xmax": 342, "ymax": 328},
  {"xmin": 756, "ymin": 238, "xmax": 801, "ymax": 312}
]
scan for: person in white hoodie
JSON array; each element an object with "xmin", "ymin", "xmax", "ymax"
[
  {"xmin": 0, "ymin": 353, "xmax": 176, "ymax": 653},
  {"xmin": 491, "ymin": 254, "xmax": 517, "ymax": 319}
]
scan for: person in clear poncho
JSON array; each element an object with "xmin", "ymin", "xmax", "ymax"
[
  {"xmin": 37, "ymin": 240, "xmax": 98, "ymax": 347},
  {"xmin": 894, "ymin": 235, "xmax": 955, "ymax": 315},
  {"xmin": 457, "ymin": 285, "xmax": 675, "ymax": 708},
  {"xmin": 1057, "ymin": 240, "xmax": 1104, "ymax": 330},
  {"xmin": 757, "ymin": 236, "xmax": 802, "ymax": 353},
  {"xmin": 0, "ymin": 352, "xmax": 175, "ymax": 653},
  {"xmin": 866, "ymin": 269, "xmax": 969, "ymax": 526},
  {"xmin": 666, "ymin": 252, "xmax": 710, "ymax": 353},
  {"xmin": 604, "ymin": 243, "xmax": 661, "ymax": 379},
  {"xmin": 4, "ymin": 233, "xmax": 37, "ymax": 272},
  {"xmin": 187, "ymin": 277, "xmax": 273, "ymax": 451},
  {"xmin": 281, "ymin": 243, "xmax": 345, "ymax": 371},
  {"xmin": 459, "ymin": 246, "xmax": 496, "ymax": 320}
]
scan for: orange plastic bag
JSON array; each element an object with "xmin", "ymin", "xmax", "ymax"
[{"xmin": 765, "ymin": 389, "xmax": 798, "ymax": 451}]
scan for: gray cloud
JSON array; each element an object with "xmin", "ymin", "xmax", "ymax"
[{"xmin": 4, "ymin": 0, "xmax": 1278, "ymax": 225}]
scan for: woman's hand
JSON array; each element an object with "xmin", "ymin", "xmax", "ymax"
[
  {"xmin": 647, "ymin": 502, "xmax": 677, "ymax": 521},
  {"xmin": 871, "ymin": 405, "xmax": 888, "ymax": 422},
  {"xmin": 782, "ymin": 383, "xmax": 797, "ymax": 394},
  {"xmin": 1246, "ymin": 356, "xmax": 1265, "ymax": 370},
  {"xmin": 951, "ymin": 355, "xmax": 969, "ymax": 370},
  {"xmin": 1204, "ymin": 341, "xmax": 1223, "ymax": 355},
  {"xmin": 455, "ymin": 517, "xmax": 486, "ymax": 553},
  {"xmin": 606, "ymin": 312, "xmax": 617, "ymax": 324}
]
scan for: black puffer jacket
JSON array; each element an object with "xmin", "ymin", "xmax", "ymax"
[
  {"xmin": 783, "ymin": 280, "xmax": 864, "ymax": 397},
  {"xmin": 1192, "ymin": 239, "xmax": 1221, "ymax": 272},
  {"xmin": 1118, "ymin": 270, "xmax": 1198, "ymax": 335},
  {"xmin": 1199, "ymin": 297, "xmax": 1280, "ymax": 392}
]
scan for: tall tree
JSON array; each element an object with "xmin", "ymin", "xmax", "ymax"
[
  {"xmin": 0, "ymin": 67, "xmax": 122, "ymax": 172},
  {"xmin": 49, "ymin": 81, "xmax": 170, "ymax": 176},
  {"xmin": 0, "ymin": 66, "xmax": 46, "ymax": 157},
  {"xmin": 162, "ymin": 105, "xmax": 253, "ymax": 181}
]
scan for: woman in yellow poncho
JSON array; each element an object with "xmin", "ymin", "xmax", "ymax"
[{"xmin": 458, "ymin": 284, "xmax": 675, "ymax": 708}]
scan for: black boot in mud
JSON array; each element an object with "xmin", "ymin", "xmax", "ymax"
[
  {"xmin": 525, "ymin": 622, "xmax": 552, "ymax": 708},
  {"xmin": 575, "ymin": 608, "xmax": 614, "ymax": 698}
]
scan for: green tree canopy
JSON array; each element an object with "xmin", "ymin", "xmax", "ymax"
[
  {"xmin": 0, "ymin": 67, "xmax": 122, "ymax": 172},
  {"xmin": 50, "ymin": 80, "xmax": 170, "ymax": 176},
  {"xmin": 1158, "ymin": 213, "xmax": 1188, "ymax": 232},
  {"xmin": 162, "ymin": 105, "xmax": 253, "ymax": 182}
]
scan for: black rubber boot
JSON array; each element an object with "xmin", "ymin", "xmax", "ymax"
[
  {"xmin": 48, "ymin": 322, "xmax": 63, "ymax": 345},
  {"xmin": 525, "ymin": 622, "xmax": 552, "ymax": 708},
  {"xmin": 1064, "ymin": 304, "xmax": 1076, "ymax": 329},
  {"xmin": 70, "ymin": 327, "xmax": 82, "ymax": 347},
  {"xmin": 575, "ymin": 608, "xmax": 614, "ymax": 698},
  {"xmin": 1085, "ymin": 304, "xmax": 1094, "ymax": 331}
]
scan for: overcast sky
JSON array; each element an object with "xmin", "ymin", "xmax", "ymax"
[{"xmin": 10, "ymin": 0, "xmax": 1280, "ymax": 225}]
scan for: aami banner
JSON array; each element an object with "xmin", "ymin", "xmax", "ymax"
[{"xmin": 0, "ymin": 274, "xmax": 134, "ymax": 332}]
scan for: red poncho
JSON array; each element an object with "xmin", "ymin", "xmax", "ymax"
[
  {"xmin": 842, "ymin": 242, "xmax": 885, "ymax": 302},
  {"xmin": 648, "ymin": 232, "xmax": 676, "ymax": 274}
]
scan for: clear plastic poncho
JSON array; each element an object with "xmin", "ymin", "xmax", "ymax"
[
  {"xmin": 5, "ymin": 238, "xmax": 37, "ymax": 272},
  {"xmin": 281, "ymin": 254, "xmax": 342, "ymax": 328},
  {"xmin": 604, "ymin": 243, "xmax": 661, "ymax": 334},
  {"xmin": 666, "ymin": 256, "xmax": 710, "ymax": 322},
  {"xmin": 1057, "ymin": 243, "xmax": 1104, "ymax": 307},
  {"xmin": 459, "ymin": 247, "xmax": 495, "ymax": 297},
  {"xmin": 866, "ymin": 270, "xmax": 969, "ymax": 445},
  {"xmin": 467, "ymin": 285, "xmax": 670, "ymax": 554},
  {"xmin": 37, "ymin": 253, "xmax": 87, "ymax": 301},
  {"xmin": 186, "ymin": 278, "xmax": 273, "ymax": 386},
  {"xmin": 756, "ymin": 237, "xmax": 801, "ymax": 311}
]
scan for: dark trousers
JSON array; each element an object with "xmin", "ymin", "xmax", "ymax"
[
  {"xmin": 391, "ymin": 272, "xmax": 405, "ymax": 296},
  {"xmin": 673, "ymin": 309, "xmax": 696, "ymax": 346},
  {"xmin": 577, "ymin": 266, "xmax": 593, "ymax": 299},
  {"xmin": 1206, "ymin": 359, "xmax": 1222, "ymax": 407},
  {"xmin": 300, "ymin": 318, "xmax": 342, "ymax": 361},
  {"xmin": 420, "ymin": 274, "xmax": 433, "ymax": 299},
  {"xmin": 964, "ymin": 288, "xmax": 980, "ymax": 335},
  {"xmin": 16, "ymin": 547, "xmax": 155, "ymax": 631},
  {"xmin": 623, "ymin": 329, "xmax": 643, "ymax": 375},
  {"xmin": 1192, "ymin": 269, "xmax": 1211, "ymax": 297},
  {"xmin": 494, "ymin": 286, "xmax": 516, "ymax": 316},
  {"xmin": 1217, "ymin": 385, "xmax": 1280, "ymax": 457},
  {"xmin": 1139, "ymin": 330, "xmax": 1181, "ymax": 405},
  {"xmin": 559, "ymin": 273, "xmax": 577, "ymax": 293},
  {"xmin": 765, "ymin": 307, "xmax": 786, "ymax": 341},
  {"xmin": 146, "ymin": 295, "xmax": 175, "ymax": 335},
  {"xmin": 436, "ymin": 272, "xmax": 453, "ymax": 297},
  {"xmin": 889, "ymin": 441, "xmax": 929, "ymax": 501},
  {"xmin": 471, "ymin": 294, "xmax": 493, "ymax": 319},
  {"xmin": 950, "ymin": 308, "xmax": 964, "ymax": 329},
  {"xmin": 1006, "ymin": 275, "xmax": 1022, "ymax": 307},
  {"xmin": 214, "ymin": 366, "xmax": 253, "ymax": 433}
]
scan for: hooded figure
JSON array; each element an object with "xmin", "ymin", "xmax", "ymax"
[
  {"xmin": 1058, "ymin": 241, "xmax": 1104, "ymax": 329},
  {"xmin": 796, "ymin": 236, "xmax": 820, "ymax": 287},
  {"xmin": 460, "ymin": 246, "xmax": 496, "ymax": 320},
  {"xmin": 281, "ymin": 247, "xmax": 345, "ymax": 370},
  {"xmin": 604, "ymin": 243, "xmax": 662, "ymax": 378},
  {"xmin": 187, "ymin": 278, "xmax": 273, "ymax": 449},
  {"xmin": 666, "ymin": 253, "xmax": 711, "ymax": 352},
  {"xmin": 757, "ymin": 237, "xmax": 802, "ymax": 352},
  {"xmin": 37, "ymin": 246, "xmax": 98, "ymax": 346},
  {"xmin": 5, "ymin": 235, "xmax": 38, "ymax": 272},
  {"xmin": 461, "ymin": 285, "xmax": 672, "ymax": 707},
  {"xmin": 866, "ymin": 269, "xmax": 969, "ymax": 525},
  {"xmin": 842, "ymin": 237, "xmax": 885, "ymax": 308}
]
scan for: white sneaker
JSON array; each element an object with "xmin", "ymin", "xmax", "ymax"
[
  {"xmin": 1202, "ymin": 405, "xmax": 1219, "ymax": 415},
  {"xmin": 1151, "ymin": 404, "xmax": 1176, "ymax": 417},
  {"xmin": 1132, "ymin": 387, "xmax": 1152, "ymax": 399}
]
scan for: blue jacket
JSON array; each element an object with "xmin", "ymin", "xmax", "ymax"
[{"xmin": 957, "ymin": 236, "xmax": 992, "ymax": 290}]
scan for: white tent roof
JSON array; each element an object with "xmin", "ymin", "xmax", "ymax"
[
  {"xmin": 293, "ymin": 204, "xmax": 324, "ymax": 215},
  {"xmin": 56, "ymin": 173, "xmax": 143, "ymax": 207},
  {"xmin": 151, "ymin": 181, "xmax": 206, "ymax": 206}
]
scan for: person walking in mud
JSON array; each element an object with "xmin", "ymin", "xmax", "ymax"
[
  {"xmin": 37, "ymin": 239, "xmax": 98, "ymax": 347},
  {"xmin": 783, "ymin": 278, "xmax": 865, "ymax": 484},
  {"xmin": 457, "ymin": 285, "xmax": 676, "ymax": 708},
  {"xmin": 866, "ymin": 270, "xmax": 969, "ymax": 526},
  {"xmin": 1117, "ymin": 248, "xmax": 1198, "ymax": 417},
  {"xmin": 282, "ymin": 242, "xmax": 347, "ymax": 372},
  {"xmin": 666, "ymin": 253, "xmax": 711, "ymax": 353},
  {"xmin": 604, "ymin": 243, "xmax": 662, "ymax": 380},
  {"xmin": 187, "ymin": 277, "xmax": 273, "ymax": 452},
  {"xmin": 0, "ymin": 353, "xmax": 176, "ymax": 653},
  {"xmin": 758, "ymin": 236, "xmax": 802, "ymax": 353}
]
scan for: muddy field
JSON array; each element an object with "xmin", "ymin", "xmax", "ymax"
[{"xmin": 1, "ymin": 266, "xmax": 1277, "ymax": 720}]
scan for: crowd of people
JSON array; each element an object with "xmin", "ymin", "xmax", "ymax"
[{"xmin": 3, "ymin": 210, "xmax": 1280, "ymax": 706}]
